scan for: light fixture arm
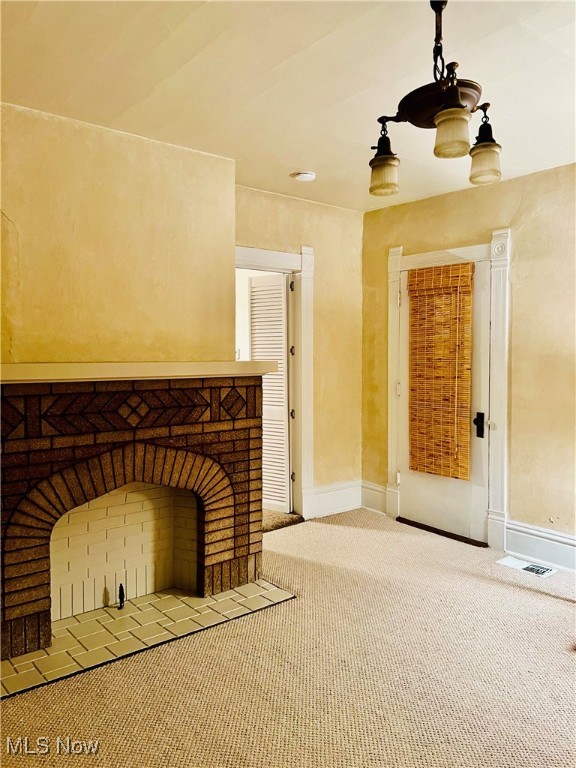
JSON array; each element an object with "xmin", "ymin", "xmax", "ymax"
[{"xmin": 376, "ymin": 114, "xmax": 405, "ymax": 126}]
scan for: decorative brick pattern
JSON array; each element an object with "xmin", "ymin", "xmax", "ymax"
[{"xmin": 1, "ymin": 377, "xmax": 263, "ymax": 660}]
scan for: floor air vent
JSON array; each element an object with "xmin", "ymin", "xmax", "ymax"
[
  {"xmin": 496, "ymin": 555, "xmax": 557, "ymax": 578},
  {"xmin": 521, "ymin": 563, "xmax": 556, "ymax": 577}
]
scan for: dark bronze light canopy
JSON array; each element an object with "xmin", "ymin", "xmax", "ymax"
[{"xmin": 369, "ymin": 0, "xmax": 501, "ymax": 196}]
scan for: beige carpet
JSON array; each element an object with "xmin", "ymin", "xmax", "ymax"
[{"xmin": 1, "ymin": 509, "xmax": 575, "ymax": 767}]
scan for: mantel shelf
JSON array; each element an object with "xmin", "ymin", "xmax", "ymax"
[{"xmin": 0, "ymin": 361, "xmax": 277, "ymax": 384}]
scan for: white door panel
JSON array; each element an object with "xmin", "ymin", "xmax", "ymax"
[
  {"xmin": 398, "ymin": 260, "xmax": 490, "ymax": 541},
  {"xmin": 250, "ymin": 274, "xmax": 290, "ymax": 513}
]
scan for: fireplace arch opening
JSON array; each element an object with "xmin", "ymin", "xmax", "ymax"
[{"xmin": 50, "ymin": 482, "xmax": 201, "ymax": 621}]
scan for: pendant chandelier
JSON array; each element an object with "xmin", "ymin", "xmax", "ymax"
[{"xmin": 369, "ymin": 0, "xmax": 502, "ymax": 196}]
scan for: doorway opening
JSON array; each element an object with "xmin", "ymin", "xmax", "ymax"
[
  {"xmin": 235, "ymin": 245, "xmax": 315, "ymax": 522},
  {"xmin": 386, "ymin": 230, "xmax": 510, "ymax": 551}
]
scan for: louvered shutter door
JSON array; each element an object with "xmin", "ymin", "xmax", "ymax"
[{"xmin": 249, "ymin": 274, "xmax": 290, "ymax": 513}]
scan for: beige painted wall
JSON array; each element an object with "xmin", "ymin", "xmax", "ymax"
[
  {"xmin": 3, "ymin": 103, "xmax": 572, "ymax": 533},
  {"xmin": 1, "ymin": 104, "xmax": 236, "ymax": 363},
  {"xmin": 363, "ymin": 164, "xmax": 576, "ymax": 535},
  {"xmin": 236, "ymin": 186, "xmax": 363, "ymax": 487}
]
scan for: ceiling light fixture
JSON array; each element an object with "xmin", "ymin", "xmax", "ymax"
[
  {"xmin": 290, "ymin": 171, "xmax": 316, "ymax": 182},
  {"xmin": 369, "ymin": 0, "xmax": 501, "ymax": 196}
]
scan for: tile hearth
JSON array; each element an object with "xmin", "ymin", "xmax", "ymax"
[{"xmin": 1, "ymin": 580, "xmax": 293, "ymax": 698}]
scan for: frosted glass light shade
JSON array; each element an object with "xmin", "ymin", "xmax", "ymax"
[
  {"xmin": 369, "ymin": 155, "xmax": 400, "ymax": 196},
  {"xmin": 469, "ymin": 142, "xmax": 502, "ymax": 185},
  {"xmin": 433, "ymin": 108, "xmax": 471, "ymax": 158}
]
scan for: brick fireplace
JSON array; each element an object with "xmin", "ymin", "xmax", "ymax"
[{"xmin": 1, "ymin": 363, "xmax": 274, "ymax": 660}]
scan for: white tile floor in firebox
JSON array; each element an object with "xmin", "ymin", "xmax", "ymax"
[{"xmin": 1, "ymin": 580, "xmax": 294, "ymax": 697}]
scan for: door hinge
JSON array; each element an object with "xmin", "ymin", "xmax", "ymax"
[
  {"xmin": 291, "ymin": 472, "xmax": 296, "ymax": 482},
  {"xmin": 290, "ymin": 280, "xmax": 295, "ymax": 291},
  {"xmin": 396, "ymin": 471, "xmax": 401, "ymax": 486},
  {"xmin": 396, "ymin": 381, "xmax": 401, "ymax": 397},
  {"xmin": 290, "ymin": 409, "xmax": 296, "ymax": 419},
  {"xmin": 398, "ymin": 291, "xmax": 401, "ymax": 307},
  {"xmin": 290, "ymin": 346, "xmax": 295, "ymax": 356}
]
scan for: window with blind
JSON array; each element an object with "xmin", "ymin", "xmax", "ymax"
[{"xmin": 407, "ymin": 262, "xmax": 474, "ymax": 480}]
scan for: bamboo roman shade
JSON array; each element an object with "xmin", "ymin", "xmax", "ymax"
[{"xmin": 407, "ymin": 263, "xmax": 474, "ymax": 480}]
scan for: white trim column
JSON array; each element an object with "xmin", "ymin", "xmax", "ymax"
[
  {"xmin": 487, "ymin": 229, "xmax": 511, "ymax": 550},
  {"xmin": 386, "ymin": 246, "xmax": 403, "ymax": 518},
  {"xmin": 299, "ymin": 247, "xmax": 315, "ymax": 517}
]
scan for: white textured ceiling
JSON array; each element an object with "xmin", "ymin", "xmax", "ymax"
[{"xmin": 2, "ymin": 1, "xmax": 574, "ymax": 211}]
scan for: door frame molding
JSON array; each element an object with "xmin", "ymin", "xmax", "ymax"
[
  {"xmin": 386, "ymin": 229, "xmax": 511, "ymax": 550},
  {"xmin": 235, "ymin": 245, "xmax": 314, "ymax": 516}
]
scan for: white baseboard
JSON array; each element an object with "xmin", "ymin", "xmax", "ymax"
[
  {"xmin": 385, "ymin": 485, "xmax": 400, "ymax": 518},
  {"xmin": 305, "ymin": 481, "xmax": 575, "ymax": 571},
  {"xmin": 301, "ymin": 481, "xmax": 362, "ymax": 520},
  {"xmin": 361, "ymin": 481, "xmax": 387, "ymax": 515},
  {"xmin": 506, "ymin": 519, "xmax": 576, "ymax": 571},
  {"xmin": 487, "ymin": 508, "xmax": 506, "ymax": 551}
]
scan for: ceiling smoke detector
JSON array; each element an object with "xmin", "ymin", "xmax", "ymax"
[{"xmin": 289, "ymin": 171, "xmax": 316, "ymax": 182}]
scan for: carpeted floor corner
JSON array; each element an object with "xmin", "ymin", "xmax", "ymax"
[
  {"xmin": 1, "ymin": 509, "xmax": 574, "ymax": 768},
  {"xmin": 262, "ymin": 509, "xmax": 304, "ymax": 533}
]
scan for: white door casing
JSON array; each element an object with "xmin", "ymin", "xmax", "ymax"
[{"xmin": 387, "ymin": 230, "xmax": 511, "ymax": 550}]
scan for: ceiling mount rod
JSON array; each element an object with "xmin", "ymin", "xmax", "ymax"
[{"xmin": 431, "ymin": 1, "xmax": 447, "ymax": 81}]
